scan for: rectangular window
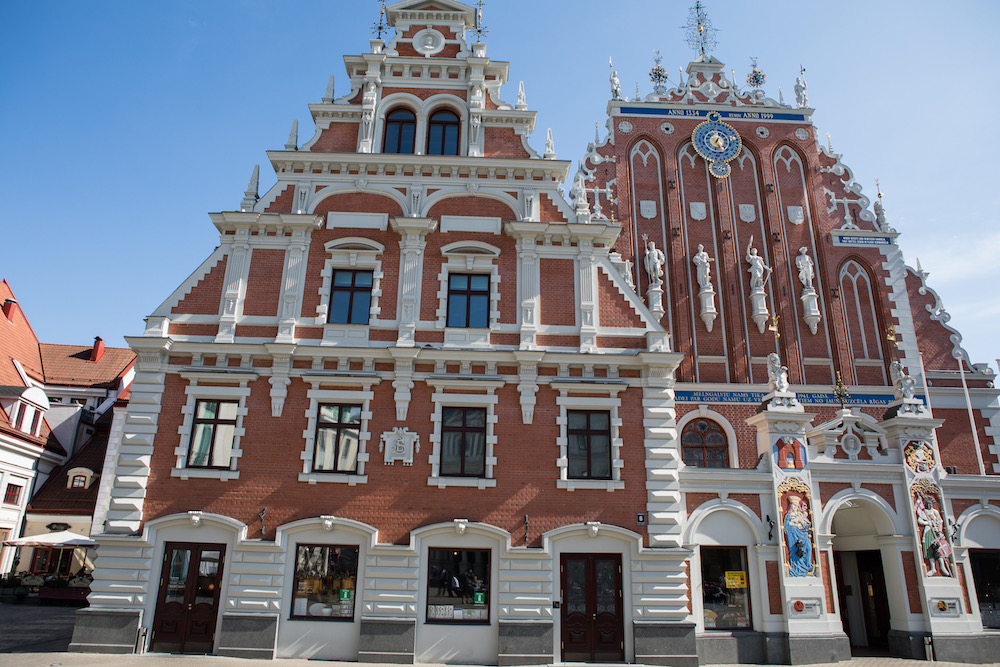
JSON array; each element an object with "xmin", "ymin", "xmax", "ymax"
[
  {"xmin": 3, "ymin": 484, "xmax": 22, "ymax": 505},
  {"xmin": 328, "ymin": 270, "xmax": 373, "ymax": 324},
  {"xmin": 701, "ymin": 546, "xmax": 752, "ymax": 630},
  {"xmin": 427, "ymin": 548, "xmax": 490, "ymax": 623},
  {"xmin": 567, "ymin": 410, "xmax": 612, "ymax": 479},
  {"xmin": 440, "ymin": 407, "xmax": 486, "ymax": 477},
  {"xmin": 446, "ymin": 273, "xmax": 489, "ymax": 328},
  {"xmin": 12, "ymin": 403, "xmax": 24, "ymax": 430},
  {"xmin": 291, "ymin": 544, "xmax": 359, "ymax": 620},
  {"xmin": 29, "ymin": 410, "xmax": 41, "ymax": 436},
  {"xmin": 313, "ymin": 404, "xmax": 361, "ymax": 473},
  {"xmin": 187, "ymin": 400, "xmax": 239, "ymax": 468},
  {"xmin": 30, "ymin": 546, "xmax": 75, "ymax": 576}
]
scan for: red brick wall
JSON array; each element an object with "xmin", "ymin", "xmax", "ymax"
[
  {"xmin": 766, "ymin": 560, "xmax": 783, "ymax": 615},
  {"xmin": 311, "ymin": 122, "xmax": 359, "ymax": 152},
  {"xmin": 901, "ymin": 551, "xmax": 923, "ymax": 613},
  {"xmin": 483, "ymin": 127, "xmax": 529, "ymax": 159},
  {"xmin": 598, "ymin": 277, "xmax": 643, "ymax": 328},
  {"xmin": 539, "ymin": 259, "xmax": 575, "ymax": 326},
  {"xmin": 265, "ymin": 184, "xmax": 295, "ymax": 213},
  {"xmin": 172, "ymin": 258, "xmax": 227, "ymax": 315},
  {"xmin": 936, "ymin": 407, "xmax": 995, "ymax": 474},
  {"xmin": 242, "ymin": 249, "xmax": 284, "ymax": 317},
  {"xmin": 539, "ymin": 194, "xmax": 567, "ymax": 223},
  {"xmin": 821, "ymin": 551, "xmax": 835, "ymax": 613}
]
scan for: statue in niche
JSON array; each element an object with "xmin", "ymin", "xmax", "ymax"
[
  {"xmin": 644, "ymin": 240, "xmax": 665, "ymax": 288},
  {"xmin": 794, "ymin": 76, "xmax": 808, "ymax": 108},
  {"xmin": 744, "ymin": 238, "xmax": 772, "ymax": 290},
  {"xmin": 692, "ymin": 244, "xmax": 714, "ymax": 290},
  {"xmin": 767, "ymin": 352, "xmax": 790, "ymax": 393},
  {"xmin": 795, "ymin": 247, "xmax": 814, "ymax": 289}
]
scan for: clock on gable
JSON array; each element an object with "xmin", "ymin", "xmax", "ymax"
[{"xmin": 692, "ymin": 111, "xmax": 742, "ymax": 178}]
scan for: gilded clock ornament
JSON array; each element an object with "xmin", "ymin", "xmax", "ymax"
[{"xmin": 691, "ymin": 111, "xmax": 742, "ymax": 178}]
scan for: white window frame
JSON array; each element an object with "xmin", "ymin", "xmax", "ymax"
[
  {"xmin": 172, "ymin": 371, "xmax": 256, "ymax": 481},
  {"xmin": 553, "ymin": 382, "xmax": 626, "ymax": 491},
  {"xmin": 427, "ymin": 379, "xmax": 502, "ymax": 489},
  {"xmin": 298, "ymin": 375, "xmax": 378, "ymax": 485},
  {"xmin": 436, "ymin": 241, "xmax": 501, "ymax": 348},
  {"xmin": 316, "ymin": 238, "xmax": 385, "ymax": 345}
]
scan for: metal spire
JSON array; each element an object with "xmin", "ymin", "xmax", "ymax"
[
  {"xmin": 372, "ymin": 1, "xmax": 388, "ymax": 39},
  {"xmin": 683, "ymin": 1, "xmax": 717, "ymax": 56},
  {"xmin": 649, "ymin": 51, "xmax": 670, "ymax": 94},
  {"xmin": 746, "ymin": 57, "xmax": 766, "ymax": 91},
  {"xmin": 471, "ymin": 1, "xmax": 489, "ymax": 41}
]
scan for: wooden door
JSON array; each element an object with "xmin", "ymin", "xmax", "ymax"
[
  {"xmin": 151, "ymin": 542, "xmax": 226, "ymax": 654},
  {"xmin": 856, "ymin": 550, "xmax": 890, "ymax": 648},
  {"xmin": 560, "ymin": 553, "xmax": 624, "ymax": 662}
]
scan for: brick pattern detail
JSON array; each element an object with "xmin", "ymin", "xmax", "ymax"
[
  {"xmin": 864, "ymin": 483, "xmax": 896, "ymax": 511},
  {"xmin": 821, "ymin": 551, "xmax": 835, "ymax": 613},
  {"xmin": 597, "ymin": 275, "xmax": 644, "ymax": 328},
  {"xmin": 539, "ymin": 194, "xmax": 567, "ymax": 223},
  {"xmin": 685, "ymin": 492, "xmax": 717, "ymax": 515},
  {"xmin": 242, "ymin": 249, "xmax": 285, "ymax": 317},
  {"xmin": 264, "ymin": 184, "xmax": 295, "ymax": 213},
  {"xmin": 169, "ymin": 323, "xmax": 219, "ymax": 337},
  {"xmin": 310, "ymin": 122, "xmax": 359, "ymax": 152},
  {"xmin": 483, "ymin": 127, "xmax": 529, "ymax": 159},
  {"xmin": 539, "ymin": 258, "xmax": 575, "ymax": 326},
  {"xmin": 936, "ymin": 407, "xmax": 996, "ymax": 474},
  {"xmin": 901, "ymin": 551, "xmax": 923, "ymax": 613},
  {"xmin": 729, "ymin": 493, "xmax": 761, "ymax": 519},
  {"xmin": 766, "ymin": 560, "xmax": 783, "ymax": 615},
  {"xmin": 172, "ymin": 258, "xmax": 227, "ymax": 315},
  {"xmin": 957, "ymin": 564, "xmax": 971, "ymax": 613},
  {"xmin": 819, "ymin": 482, "xmax": 851, "ymax": 506}
]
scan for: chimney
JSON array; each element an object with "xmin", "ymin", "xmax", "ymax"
[
  {"xmin": 2, "ymin": 298, "xmax": 18, "ymax": 321},
  {"xmin": 89, "ymin": 336, "xmax": 105, "ymax": 362}
]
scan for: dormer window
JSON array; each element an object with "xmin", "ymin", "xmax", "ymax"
[
  {"xmin": 72, "ymin": 475, "xmax": 86, "ymax": 488},
  {"xmin": 427, "ymin": 109, "xmax": 460, "ymax": 156},
  {"xmin": 383, "ymin": 108, "xmax": 416, "ymax": 154},
  {"xmin": 66, "ymin": 467, "xmax": 96, "ymax": 490}
]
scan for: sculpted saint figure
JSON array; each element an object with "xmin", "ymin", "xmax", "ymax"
[
  {"xmin": 692, "ymin": 244, "xmax": 714, "ymax": 290},
  {"xmin": 644, "ymin": 240, "xmax": 665, "ymax": 288},
  {"xmin": 745, "ymin": 237, "xmax": 772, "ymax": 290},
  {"xmin": 795, "ymin": 247, "xmax": 815, "ymax": 289},
  {"xmin": 610, "ymin": 69, "xmax": 623, "ymax": 101},
  {"xmin": 767, "ymin": 352, "xmax": 790, "ymax": 393},
  {"xmin": 794, "ymin": 76, "xmax": 808, "ymax": 108},
  {"xmin": 784, "ymin": 494, "xmax": 814, "ymax": 576}
]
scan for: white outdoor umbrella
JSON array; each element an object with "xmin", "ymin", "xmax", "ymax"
[{"xmin": 2, "ymin": 530, "xmax": 99, "ymax": 548}]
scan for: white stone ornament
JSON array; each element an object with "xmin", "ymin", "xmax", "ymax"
[
  {"xmin": 660, "ymin": 122, "xmax": 674, "ymax": 135},
  {"xmin": 795, "ymin": 247, "xmax": 821, "ymax": 335},
  {"xmin": 786, "ymin": 206, "xmax": 805, "ymax": 225},
  {"xmin": 413, "ymin": 29, "xmax": 445, "ymax": 56},
  {"xmin": 756, "ymin": 126, "xmax": 769, "ymax": 138},
  {"xmin": 640, "ymin": 200, "xmax": 657, "ymax": 219},
  {"xmin": 618, "ymin": 120, "xmax": 633, "ymax": 133},
  {"xmin": 693, "ymin": 244, "xmax": 717, "ymax": 332},
  {"xmin": 739, "ymin": 204, "xmax": 756, "ymax": 223},
  {"xmin": 795, "ymin": 128, "xmax": 809, "ymax": 141},
  {"xmin": 745, "ymin": 237, "xmax": 772, "ymax": 333},
  {"xmin": 767, "ymin": 353, "xmax": 790, "ymax": 393},
  {"xmin": 689, "ymin": 202, "xmax": 707, "ymax": 221},
  {"xmin": 380, "ymin": 427, "xmax": 420, "ymax": 465}
]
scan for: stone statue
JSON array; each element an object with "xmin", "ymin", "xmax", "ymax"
[
  {"xmin": 767, "ymin": 352, "xmax": 790, "ymax": 393},
  {"xmin": 644, "ymin": 240, "xmax": 665, "ymax": 288},
  {"xmin": 890, "ymin": 361, "xmax": 917, "ymax": 400},
  {"xmin": 874, "ymin": 199, "xmax": 888, "ymax": 231},
  {"xmin": 795, "ymin": 247, "xmax": 814, "ymax": 289},
  {"xmin": 610, "ymin": 69, "xmax": 623, "ymax": 101},
  {"xmin": 745, "ymin": 238, "xmax": 772, "ymax": 290},
  {"xmin": 794, "ymin": 76, "xmax": 808, "ymax": 108},
  {"xmin": 692, "ymin": 244, "xmax": 714, "ymax": 290}
]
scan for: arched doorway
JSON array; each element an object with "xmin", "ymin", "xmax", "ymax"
[{"xmin": 827, "ymin": 495, "xmax": 907, "ymax": 656}]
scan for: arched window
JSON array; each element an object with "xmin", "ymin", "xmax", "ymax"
[
  {"xmin": 383, "ymin": 108, "xmax": 416, "ymax": 154},
  {"xmin": 681, "ymin": 419, "xmax": 728, "ymax": 468},
  {"xmin": 426, "ymin": 109, "xmax": 460, "ymax": 156}
]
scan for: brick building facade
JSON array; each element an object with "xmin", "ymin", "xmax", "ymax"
[{"xmin": 72, "ymin": 1, "xmax": 1000, "ymax": 663}]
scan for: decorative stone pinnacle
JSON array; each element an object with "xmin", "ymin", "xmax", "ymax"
[
  {"xmin": 322, "ymin": 75, "xmax": 335, "ymax": 103},
  {"xmin": 543, "ymin": 129, "xmax": 556, "ymax": 159},
  {"xmin": 240, "ymin": 164, "xmax": 260, "ymax": 212},
  {"xmin": 516, "ymin": 81, "xmax": 527, "ymax": 110},
  {"xmin": 285, "ymin": 119, "xmax": 298, "ymax": 151}
]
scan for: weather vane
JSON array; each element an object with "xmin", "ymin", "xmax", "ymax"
[
  {"xmin": 683, "ymin": 1, "xmax": 717, "ymax": 55},
  {"xmin": 372, "ymin": 0, "xmax": 388, "ymax": 39},
  {"xmin": 833, "ymin": 371, "xmax": 850, "ymax": 410},
  {"xmin": 747, "ymin": 57, "xmax": 766, "ymax": 91},
  {"xmin": 471, "ymin": 1, "xmax": 489, "ymax": 41},
  {"xmin": 649, "ymin": 51, "xmax": 670, "ymax": 93}
]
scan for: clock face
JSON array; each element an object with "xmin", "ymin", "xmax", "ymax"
[{"xmin": 692, "ymin": 112, "xmax": 742, "ymax": 177}]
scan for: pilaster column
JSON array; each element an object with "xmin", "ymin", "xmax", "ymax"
[{"xmin": 390, "ymin": 217, "xmax": 437, "ymax": 347}]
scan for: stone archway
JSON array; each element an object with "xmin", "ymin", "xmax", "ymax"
[{"xmin": 826, "ymin": 495, "xmax": 909, "ymax": 656}]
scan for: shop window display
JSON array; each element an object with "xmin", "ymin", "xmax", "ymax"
[
  {"xmin": 291, "ymin": 544, "xmax": 359, "ymax": 620},
  {"xmin": 701, "ymin": 546, "xmax": 751, "ymax": 629}
]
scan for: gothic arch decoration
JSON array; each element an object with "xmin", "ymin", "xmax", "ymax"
[
  {"xmin": 839, "ymin": 258, "xmax": 886, "ymax": 384},
  {"xmin": 628, "ymin": 138, "xmax": 669, "ymax": 291}
]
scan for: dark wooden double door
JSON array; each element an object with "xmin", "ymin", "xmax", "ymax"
[
  {"xmin": 834, "ymin": 550, "xmax": 891, "ymax": 651},
  {"xmin": 561, "ymin": 553, "xmax": 624, "ymax": 662},
  {"xmin": 151, "ymin": 542, "xmax": 226, "ymax": 654}
]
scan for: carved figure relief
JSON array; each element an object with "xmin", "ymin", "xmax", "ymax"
[
  {"xmin": 904, "ymin": 440, "xmax": 936, "ymax": 474},
  {"xmin": 767, "ymin": 353, "xmax": 790, "ymax": 393},
  {"xmin": 778, "ymin": 478, "xmax": 816, "ymax": 577},
  {"xmin": 911, "ymin": 479, "xmax": 953, "ymax": 577}
]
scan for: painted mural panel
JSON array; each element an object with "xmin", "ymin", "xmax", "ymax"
[
  {"xmin": 910, "ymin": 478, "xmax": 953, "ymax": 577},
  {"xmin": 778, "ymin": 477, "xmax": 817, "ymax": 577}
]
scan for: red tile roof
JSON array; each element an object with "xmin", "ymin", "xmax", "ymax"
[
  {"xmin": 27, "ymin": 410, "xmax": 113, "ymax": 515},
  {"xmin": 38, "ymin": 343, "xmax": 134, "ymax": 388},
  {"xmin": 0, "ymin": 280, "xmax": 43, "ymax": 386}
]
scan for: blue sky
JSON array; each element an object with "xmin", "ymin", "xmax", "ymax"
[{"xmin": 2, "ymin": 0, "xmax": 998, "ymax": 374}]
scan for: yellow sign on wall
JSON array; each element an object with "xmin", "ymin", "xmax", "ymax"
[{"xmin": 724, "ymin": 571, "xmax": 747, "ymax": 588}]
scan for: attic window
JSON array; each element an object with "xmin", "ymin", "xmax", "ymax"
[
  {"xmin": 72, "ymin": 475, "xmax": 86, "ymax": 488},
  {"xmin": 66, "ymin": 467, "xmax": 95, "ymax": 490}
]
